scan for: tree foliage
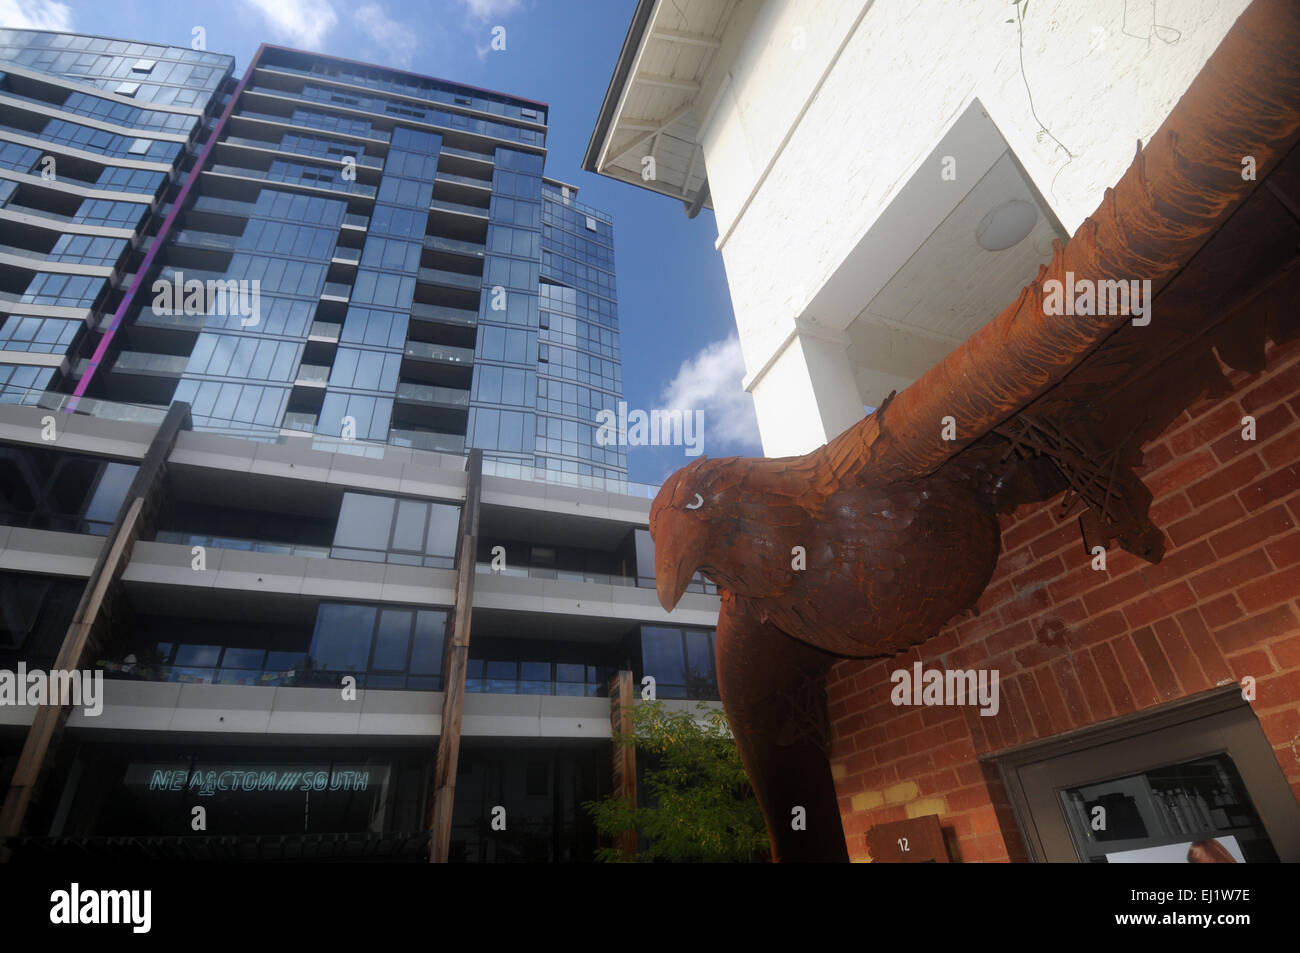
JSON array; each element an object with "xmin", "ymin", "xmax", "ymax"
[{"xmin": 584, "ymin": 701, "xmax": 768, "ymax": 862}]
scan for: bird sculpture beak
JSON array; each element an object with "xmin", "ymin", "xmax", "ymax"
[{"xmin": 655, "ymin": 528, "xmax": 703, "ymax": 612}]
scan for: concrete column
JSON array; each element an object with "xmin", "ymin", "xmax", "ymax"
[{"xmin": 746, "ymin": 327, "xmax": 864, "ymax": 457}]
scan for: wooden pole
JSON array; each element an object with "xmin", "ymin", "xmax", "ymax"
[
  {"xmin": 428, "ymin": 449, "xmax": 482, "ymax": 862},
  {"xmin": 0, "ymin": 402, "xmax": 190, "ymax": 861},
  {"xmin": 609, "ymin": 669, "xmax": 638, "ymax": 859}
]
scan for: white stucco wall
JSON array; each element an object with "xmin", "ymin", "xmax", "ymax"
[{"xmin": 695, "ymin": 0, "xmax": 1251, "ymax": 455}]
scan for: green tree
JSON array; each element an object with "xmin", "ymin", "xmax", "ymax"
[{"xmin": 584, "ymin": 700, "xmax": 769, "ymax": 862}]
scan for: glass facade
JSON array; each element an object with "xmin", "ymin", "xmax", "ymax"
[
  {"xmin": 1, "ymin": 36, "xmax": 625, "ymax": 478},
  {"xmin": 0, "ymin": 29, "xmax": 234, "ymax": 405}
]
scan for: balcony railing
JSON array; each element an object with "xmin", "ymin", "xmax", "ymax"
[
  {"xmin": 423, "ymin": 235, "xmax": 484, "ymax": 258},
  {"xmin": 155, "ymin": 530, "xmax": 330, "ymax": 558},
  {"xmin": 172, "ymin": 229, "xmax": 239, "ymax": 252},
  {"xmin": 191, "ymin": 195, "xmax": 255, "ymax": 218},
  {"xmin": 480, "ymin": 459, "xmax": 658, "ymax": 500},
  {"xmin": 395, "ymin": 382, "xmax": 469, "ymax": 407},
  {"xmin": 440, "ymin": 145, "xmax": 495, "ymax": 164},
  {"xmin": 294, "ymin": 363, "xmax": 331, "ymax": 384},
  {"xmin": 409, "ymin": 302, "xmax": 477, "ymax": 327},
  {"xmin": 429, "ymin": 197, "xmax": 488, "ymax": 218},
  {"xmin": 222, "ymin": 135, "xmax": 383, "ymax": 168},
  {"xmin": 281, "ymin": 411, "xmax": 318, "ymax": 432},
  {"xmin": 113, "ymin": 351, "xmax": 189, "ymax": 376},
  {"xmin": 435, "ymin": 171, "xmax": 491, "ymax": 189},
  {"xmin": 308, "ymin": 321, "xmax": 341, "ymax": 340},
  {"xmin": 206, "ymin": 163, "xmax": 377, "ymax": 198},
  {"xmin": 416, "ymin": 267, "xmax": 480, "ymax": 291},
  {"xmin": 320, "ymin": 281, "xmax": 351, "ymax": 299},
  {"xmin": 403, "ymin": 340, "xmax": 474, "ymax": 365},
  {"xmin": 342, "ymin": 213, "xmax": 369, "ymax": 228},
  {"xmin": 387, "ymin": 427, "xmax": 465, "ymax": 454},
  {"xmin": 331, "ymin": 247, "xmax": 361, "ymax": 264}
]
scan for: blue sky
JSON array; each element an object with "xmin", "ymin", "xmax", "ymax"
[{"xmin": 3, "ymin": 0, "xmax": 765, "ymax": 483}]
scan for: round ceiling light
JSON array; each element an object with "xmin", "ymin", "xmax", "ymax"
[{"xmin": 975, "ymin": 199, "xmax": 1038, "ymax": 251}]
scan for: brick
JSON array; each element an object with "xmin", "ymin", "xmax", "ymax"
[
  {"xmin": 883, "ymin": 781, "xmax": 919, "ymax": 804},
  {"xmin": 1011, "ymin": 555, "xmax": 1067, "ymax": 592},
  {"xmin": 1071, "ymin": 642, "xmax": 1112, "ymax": 717},
  {"xmin": 1240, "ymin": 465, "xmax": 1300, "ymax": 512},
  {"xmin": 1133, "ymin": 539, "xmax": 1216, "ymax": 589},
  {"xmin": 1017, "ymin": 674, "xmax": 1055, "ymax": 736},
  {"xmin": 1254, "ymin": 669, "xmax": 1300, "ymax": 708},
  {"xmin": 1089, "ymin": 642, "xmax": 1136, "ymax": 714},
  {"xmin": 1201, "ymin": 594, "xmax": 1245, "ymax": 628},
  {"xmin": 1034, "ymin": 666, "xmax": 1074, "ymax": 732},
  {"xmin": 1000, "ymin": 676, "xmax": 1034, "ymax": 743},
  {"xmin": 1029, "ymin": 520, "xmax": 1085, "ymax": 561},
  {"xmin": 896, "ymin": 751, "xmax": 934, "ymax": 779},
  {"xmin": 1167, "ymin": 498, "xmax": 1247, "ymax": 547},
  {"xmin": 1073, "ymin": 609, "xmax": 1129, "ymax": 647},
  {"xmin": 1167, "ymin": 401, "xmax": 1245, "ymax": 456},
  {"xmin": 1122, "ymin": 582, "xmax": 1197, "ymax": 629},
  {"xmin": 1209, "ymin": 505, "xmax": 1295, "ymax": 559},
  {"xmin": 1271, "ymin": 633, "xmax": 1300, "ymax": 669},
  {"xmin": 946, "ymin": 785, "xmax": 993, "ymax": 813},
  {"xmin": 1259, "ymin": 707, "xmax": 1300, "ymax": 748},
  {"xmin": 1082, "ymin": 571, "xmax": 1148, "ymax": 616},
  {"xmin": 1110, "ymin": 636, "xmax": 1160, "ymax": 708},
  {"xmin": 1187, "ymin": 453, "xmax": 1264, "ymax": 508},
  {"xmin": 999, "ymin": 584, "xmax": 1054, "ymax": 625},
  {"xmin": 906, "ymin": 797, "xmax": 948, "ymax": 819},
  {"xmin": 1141, "ymin": 441, "xmax": 1174, "ymax": 471},
  {"xmin": 1132, "ymin": 626, "xmax": 1182, "ymax": 699},
  {"xmin": 1146, "ymin": 449, "xmax": 1219, "ymax": 498},
  {"xmin": 917, "ymin": 769, "xmax": 959, "ymax": 797},
  {"xmin": 1050, "ymin": 658, "xmax": 1092, "ymax": 726},
  {"xmin": 1266, "ymin": 528, "xmax": 1300, "ymax": 568},
  {"xmin": 1240, "ymin": 360, "xmax": 1300, "ymax": 414},
  {"xmin": 1154, "ymin": 616, "xmax": 1210, "ymax": 693},
  {"xmin": 1175, "ymin": 608, "xmax": 1232, "ymax": 684},
  {"xmin": 1209, "ymin": 406, "xmax": 1290, "ymax": 464},
  {"xmin": 983, "ymin": 620, "xmax": 1035, "ymax": 658},
  {"xmin": 1261, "ymin": 421, "xmax": 1300, "ymax": 470},
  {"xmin": 1189, "ymin": 550, "xmax": 1272, "ymax": 600},
  {"xmin": 1238, "ymin": 564, "xmax": 1300, "ymax": 613},
  {"xmin": 1003, "ymin": 509, "xmax": 1055, "ymax": 553},
  {"xmin": 1214, "ymin": 604, "xmax": 1300, "ymax": 655},
  {"xmin": 850, "ymin": 790, "xmax": 884, "ymax": 812},
  {"xmin": 1148, "ymin": 491, "xmax": 1193, "ymax": 526}
]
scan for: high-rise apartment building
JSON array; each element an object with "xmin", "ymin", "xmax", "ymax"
[
  {"xmin": 2, "ymin": 32, "xmax": 626, "ymax": 482},
  {"xmin": 0, "ymin": 29, "xmax": 714, "ymax": 862}
]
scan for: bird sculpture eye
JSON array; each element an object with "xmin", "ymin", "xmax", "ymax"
[{"xmin": 685, "ymin": 493, "xmax": 704, "ymax": 510}]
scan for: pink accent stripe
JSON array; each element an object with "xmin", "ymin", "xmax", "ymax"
[{"xmin": 70, "ymin": 49, "xmax": 263, "ymax": 407}]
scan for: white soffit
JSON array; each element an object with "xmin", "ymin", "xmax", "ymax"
[{"xmin": 594, "ymin": 0, "xmax": 739, "ymax": 208}]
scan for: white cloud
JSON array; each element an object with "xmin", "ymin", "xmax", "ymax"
[
  {"xmin": 354, "ymin": 3, "xmax": 418, "ymax": 68},
  {"xmin": 461, "ymin": 0, "xmax": 523, "ymax": 20},
  {"xmin": 0, "ymin": 0, "xmax": 73, "ymax": 30},
  {"xmin": 658, "ymin": 335, "xmax": 762, "ymax": 456},
  {"xmin": 239, "ymin": 0, "xmax": 338, "ymax": 50}
]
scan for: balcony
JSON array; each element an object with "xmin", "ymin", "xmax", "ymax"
[
  {"xmin": 403, "ymin": 340, "xmax": 473, "ymax": 365},
  {"xmin": 423, "ymin": 234, "xmax": 484, "ymax": 259},
  {"xmin": 387, "ymin": 427, "xmax": 465, "ymax": 454},
  {"xmin": 171, "ymin": 229, "xmax": 240, "ymax": 252},
  {"xmin": 294, "ymin": 363, "xmax": 331, "ymax": 386},
  {"xmin": 440, "ymin": 145, "xmax": 494, "ymax": 164},
  {"xmin": 281, "ymin": 411, "xmax": 318, "ymax": 433},
  {"xmin": 395, "ymin": 382, "xmax": 469, "ymax": 407},
  {"xmin": 416, "ymin": 267, "xmax": 480, "ymax": 291},
  {"xmin": 320, "ymin": 281, "xmax": 351, "ymax": 301},
  {"xmin": 409, "ymin": 302, "xmax": 477, "ymax": 328},
  {"xmin": 154, "ymin": 530, "xmax": 330, "ymax": 559},
  {"xmin": 429, "ymin": 197, "xmax": 488, "ymax": 219},
  {"xmin": 113, "ymin": 351, "xmax": 188, "ymax": 376},
  {"xmin": 341, "ymin": 213, "xmax": 369, "ymax": 229},
  {"xmin": 331, "ymin": 247, "xmax": 361, "ymax": 264},
  {"xmin": 434, "ymin": 171, "xmax": 491, "ymax": 189},
  {"xmin": 308, "ymin": 321, "xmax": 341, "ymax": 341}
]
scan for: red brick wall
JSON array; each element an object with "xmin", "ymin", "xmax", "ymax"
[{"xmin": 827, "ymin": 338, "xmax": 1300, "ymax": 862}]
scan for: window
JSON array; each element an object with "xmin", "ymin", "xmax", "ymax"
[
  {"xmin": 997, "ymin": 689, "xmax": 1300, "ymax": 861},
  {"xmin": 331, "ymin": 492, "xmax": 460, "ymax": 568},
  {"xmin": 131, "ymin": 58, "xmax": 156, "ymax": 73},
  {"xmin": 306, "ymin": 602, "xmax": 448, "ymax": 689},
  {"xmin": 640, "ymin": 625, "xmax": 719, "ymax": 700},
  {"xmin": 115, "ymin": 81, "xmax": 140, "ymax": 97},
  {"xmin": 584, "ymin": 216, "xmax": 597, "ymax": 232}
]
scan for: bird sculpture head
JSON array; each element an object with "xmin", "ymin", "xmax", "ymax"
[
  {"xmin": 649, "ymin": 456, "xmax": 720, "ymax": 611},
  {"xmin": 650, "ymin": 455, "xmax": 799, "ymax": 611}
]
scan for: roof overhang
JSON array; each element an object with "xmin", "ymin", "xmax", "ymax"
[{"xmin": 584, "ymin": 0, "xmax": 738, "ymax": 215}]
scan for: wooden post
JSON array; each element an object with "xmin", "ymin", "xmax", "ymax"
[
  {"xmin": 609, "ymin": 669, "xmax": 637, "ymax": 859},
  {"xmin": 0, "ymin": 402, "xmax": 190, "ymax": 861},
  {"xmin": 428, "ymin": 449, "xmax": 482, "ymax": 862}
]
